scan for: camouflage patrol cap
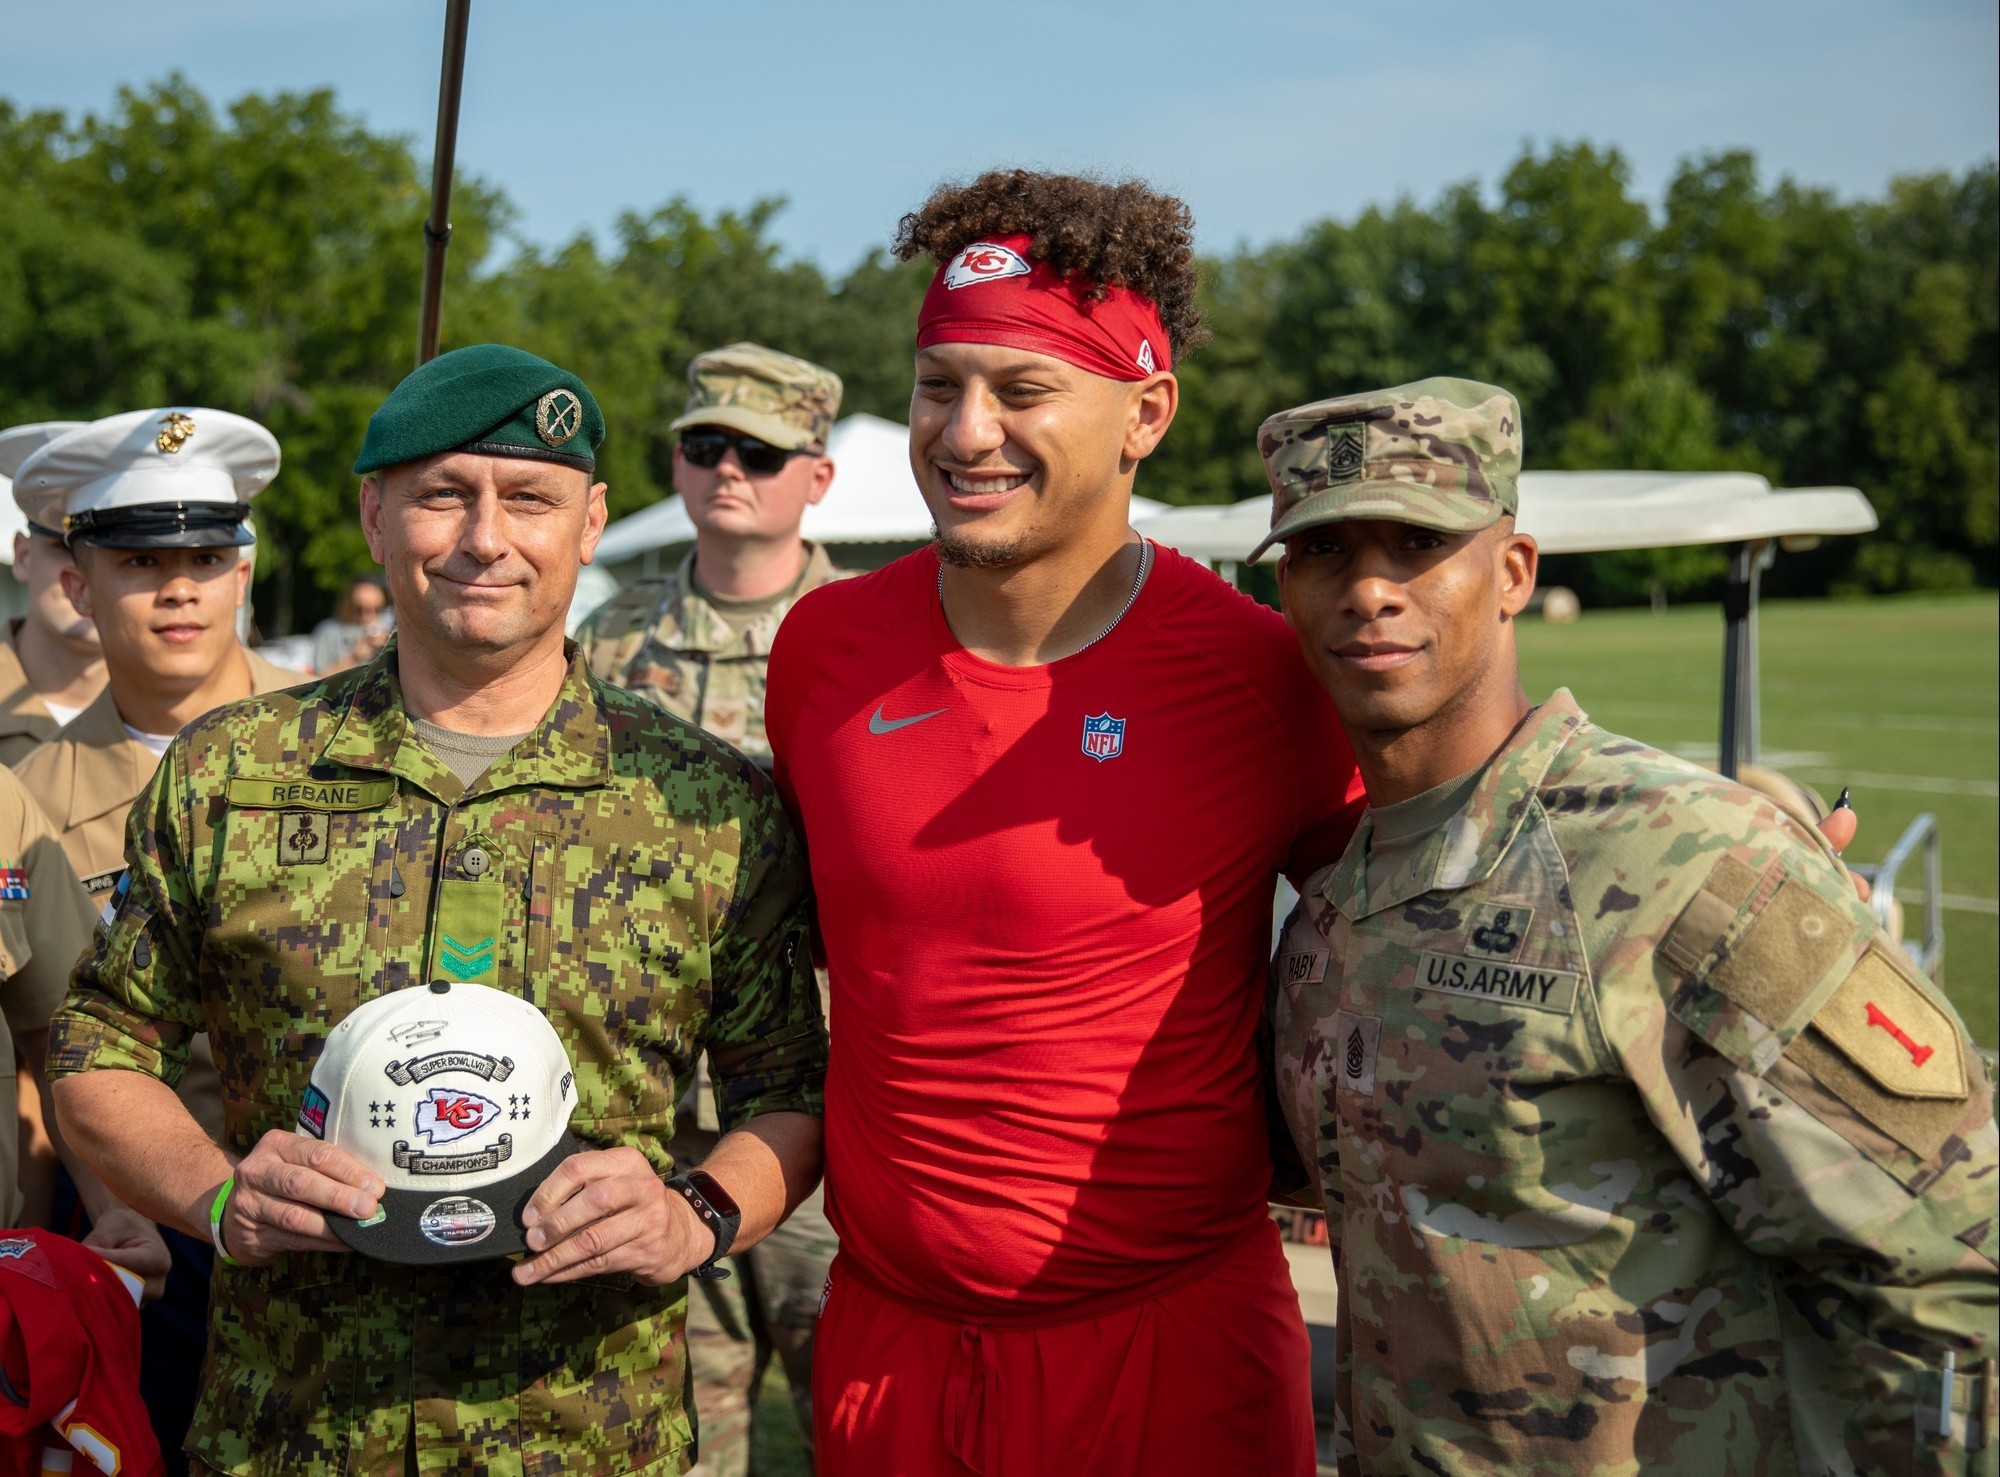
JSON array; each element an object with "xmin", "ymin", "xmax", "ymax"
[
  {"xmin": 1248, "ymin": 377, "xmax": 1522, "ymax": 562},
  {"xmin": 669, "ymin": 343, "xmax": 842, "ymax": 453}
]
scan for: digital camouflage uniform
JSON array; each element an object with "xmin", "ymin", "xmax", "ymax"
[
  {"xmin": 1259, "ymin": 379, "xmax": 1998, "ymax": 1475},
  {"xmin": 578, "ymin": 341, "xmax": 846, "ymax": 1476},
  {"xmin": 48, "ymin": 647, "xmax": 830, "ymax": 1475}
]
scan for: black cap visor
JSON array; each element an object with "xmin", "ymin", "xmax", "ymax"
[
  {"xmin": 66, "ymin": 503, "xmax": 253, "ymax": 551},
  {"xmin": 328, "ymin": 1127, "xmax": 582, "ymax": 1266}
]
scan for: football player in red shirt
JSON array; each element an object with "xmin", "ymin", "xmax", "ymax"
[{"xmin": 766, "ymin": 170, "xmax": 1366, "ymax": 1476}]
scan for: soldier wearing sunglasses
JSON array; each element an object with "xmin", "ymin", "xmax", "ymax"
[
  {"xmin": 580, "ymin": 343, "xmax": 848, "ymax": 760},
  {"xmin": 579, "ymin": 341, "xmax": 848, "ymax": 1475}
]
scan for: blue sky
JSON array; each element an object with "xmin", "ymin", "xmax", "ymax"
[{"xmin": 6, "ymin": 0, "xmax": 1995, "ymax": 272}]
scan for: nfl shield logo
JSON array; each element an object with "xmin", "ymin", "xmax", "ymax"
[{"xmin": 1081, "ymin": 713, "xmax": 1126, "ymax": 762}]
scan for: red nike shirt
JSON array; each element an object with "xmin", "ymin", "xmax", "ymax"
[{"xmin": 767, "ymin": 543, "xmax": 1364, "ymax": 1321}]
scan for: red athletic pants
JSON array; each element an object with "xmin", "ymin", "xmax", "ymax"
[{"xmin": 812, "ymin": 1219, "xmax": 1315, "ymax": 1477}]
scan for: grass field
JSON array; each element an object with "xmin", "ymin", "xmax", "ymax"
[{"xmin": 1517, "ymin": 591, "xmax": 1998, "ymax": 1046}]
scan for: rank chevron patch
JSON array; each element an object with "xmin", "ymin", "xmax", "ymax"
[{"xmin": 439, "ymin": 934, "xmax": 496, "ymax": 982}]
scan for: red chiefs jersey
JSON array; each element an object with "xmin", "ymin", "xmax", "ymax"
[
  {"xmin": 0, "ymin": 1230, "xmax": 164, "ymax": 1477},
  {"xmin": 767, "ymin": 543, "xmax": 1364, "ymax": 1321}
]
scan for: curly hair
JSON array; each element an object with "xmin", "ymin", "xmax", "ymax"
[{"xmin": 893, "ymin": 169, "xmax": 1208, "ymax": 362}]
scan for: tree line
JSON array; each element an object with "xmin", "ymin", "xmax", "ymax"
[{"xmin": 1, "ymin": 78, "xmax": 1991, "ymax": 630}]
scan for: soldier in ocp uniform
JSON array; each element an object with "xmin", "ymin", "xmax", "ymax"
[
  {"xmin": 1259, "ymin": 378, "xmax": 1997, "ymax": 1474},
  {"xmin": 579, "ymin": 342, "xmax": 848, "ymax": 1474},
  {"xmin": 579, "ymin": 342, "xmax": 850, "ymax": 755},
  {"xmin": 48, "ymin": 345, "xmax": 828, "ymax": 1475}
]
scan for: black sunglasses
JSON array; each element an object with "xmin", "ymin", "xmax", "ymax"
[{"xmin": 679, "ymin": 429, "xmax": 806, "ymax": 477}]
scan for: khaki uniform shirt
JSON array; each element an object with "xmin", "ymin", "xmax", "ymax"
[
  {"xmin": 0, "ymin": 766, "xmax": 96, "ymax": 1224},
  {"xmin": 49, "ymin": 646, "xmax": 827, "ymax": 1475},
  {"xmin": 12, "ymin": 647, "xmax": 303, "ymax": 894},
  {"xmin": 1275, "ymin": 691, "xmax": 1997, "ymax": 1475},
  {"xmin": 13, "ymin": 648, "xmax": 305, "ymax": 1143},
  {"xmin": 0, "ymin": 621, "xmax": 67, "ymax": 768},
  {"xmin": 576, "ymin": 542, "xmax": 851, "ymax": 760}
]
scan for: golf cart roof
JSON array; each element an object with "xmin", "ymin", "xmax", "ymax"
[{"xmin": 1132, "ymin": 470, "xmax": 1876, "ymax": 563}]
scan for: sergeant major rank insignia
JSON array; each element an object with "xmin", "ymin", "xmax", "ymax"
[{"xmin": 1324, "ymin": 421, "xmax": 1365, "ymax": 484}]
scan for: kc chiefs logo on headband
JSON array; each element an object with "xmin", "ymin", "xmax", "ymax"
[
  {"xmin": 919, "ymin": 233, "xmax": 1172, "ymax": 383},
  {"xmin": 943, "ymin": 242, "xmax": 1033, "ymax": 290}
]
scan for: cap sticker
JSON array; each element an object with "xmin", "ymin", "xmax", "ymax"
[
  {"xmin": 155, "ymin": 412, "xmax": 196, "ymax": 455},
  {"xmin": 419, "ymin": 1196, "xmax": 496, "ymax": 1248},
  {"xmin": 1325, "ymin": 423, "xmax": 1365, "ymax": 484},
  {"xmin": 943, "ymin": 242, "xmax": 1032, "ymax": 290},
  {"xmin": 298, "ymin": 1084, "xmax": 330, "ymax": 1138},
  {"xmin": 535, "ymin": 389, "xmax": 584, "ymax": 449}
]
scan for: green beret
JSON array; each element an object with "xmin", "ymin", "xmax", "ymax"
[{"xmin": 353, "ymin": 344, "xmax": 605, "ymax": 476}]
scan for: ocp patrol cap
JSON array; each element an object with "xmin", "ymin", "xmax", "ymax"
[
  {"xmin": 12, "ymin": 408, "xmax": 277, "ymax": 550},
  {"xmin": 354, "ymin": 344, "xmax": 605, "ymax": 476},
  {"xmin": 669, "ymin": 342, "xmax": 842, "ymax": 453},
  {"xmin": 0, "ymin": 421, "xmax": 87, "ymax": 538},
  {"xmin": 1249, "ymin": 377, "xmax": 1522, "ymax": 563}
]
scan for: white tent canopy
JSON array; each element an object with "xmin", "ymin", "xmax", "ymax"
[
  {"xmin": 1131, "ymin": 470, "xmax": 1877, "ymax": 564},
  {"xmin": 595, "ymin": 413, "xmax": 1167, "ymax": 567}
]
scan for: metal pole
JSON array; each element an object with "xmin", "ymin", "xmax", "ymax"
[
  {"xmin": 416, "ymin": 0, "xmax": 473, "ymax": 366},
  {"xmin": 1717, "ymin": 539, "xmax": 1767, "ymax": 780}
]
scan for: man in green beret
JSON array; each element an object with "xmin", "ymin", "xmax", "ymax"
[
  {"xmin": 580, "ymin": 340, "xmax": 847, "ymax": 1475},
  {"xmin": 1259, "ymin": 377, "xmax": 1996, "ymax": 1474},
  {"xmin": 49, "ymin": 344, "xmax": 831, "ymax": 1475}
]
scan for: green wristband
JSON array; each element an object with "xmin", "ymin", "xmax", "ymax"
[{"xmin": 209, "ymin": 1176, "xmax": 241, "ymax": 1267}]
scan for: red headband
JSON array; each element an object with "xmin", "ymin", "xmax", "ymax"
[{"xmin": 915, "ymin": 235, "xmax": 1171, "ymax": 382}]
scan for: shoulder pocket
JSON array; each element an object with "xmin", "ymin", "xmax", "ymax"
[{"xmin": 1663, "ymin": 853, "xmax": 1864, "ymax": 1073}]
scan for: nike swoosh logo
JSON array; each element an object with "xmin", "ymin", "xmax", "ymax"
[{"xmin": 868, "ymin": 703, "xmax": 949, "ymax": 735}]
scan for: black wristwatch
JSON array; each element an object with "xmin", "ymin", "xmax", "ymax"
[{"xmin": 666, "ymin": 1170, "xmax": 741, "ymax": 1281}]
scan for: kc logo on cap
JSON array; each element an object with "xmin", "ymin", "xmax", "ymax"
[{"xmin": 302, "ymin": 981, "xmax": 579, "ymax": 1265}]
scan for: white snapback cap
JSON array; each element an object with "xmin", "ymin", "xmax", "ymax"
[{"xmin": 301, "ymin": 981, "xmax": 580, "ymax": 1264}]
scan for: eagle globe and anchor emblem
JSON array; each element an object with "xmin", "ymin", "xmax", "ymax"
[{"xmin": 1081, "ymin": 713, "xmax": 1126, "ymax": 762}]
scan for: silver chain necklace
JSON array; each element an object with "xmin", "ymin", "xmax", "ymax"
[{"xmin": 937, "ymin": 539, "xmax": 1153, "ymax": 657}]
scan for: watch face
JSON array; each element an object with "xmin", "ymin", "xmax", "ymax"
[{"xmin": 687, "ymin": 1170, "xmax": 741, "ymax": 1220}]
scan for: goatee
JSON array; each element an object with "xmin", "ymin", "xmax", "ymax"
[{"xmin": 932, "ymin": 525, "xmax": 1027, "ymax": 570}]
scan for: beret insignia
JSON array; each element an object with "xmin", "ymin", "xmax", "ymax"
[{"xmin": 535, "ymin": 389, "xmax": 583, "ymax": 449}]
